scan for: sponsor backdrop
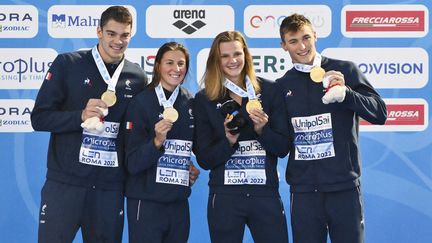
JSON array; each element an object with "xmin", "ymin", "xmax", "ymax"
[{"xmin": 0, "ymin": 0, "xmax": 430, "ymax": 242}]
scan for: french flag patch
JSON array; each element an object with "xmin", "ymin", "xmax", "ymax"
[
  {"xmin": 45, "ymin": 72, "xmax": 52, "ymax": 81},
  {"xmin": 126, "ymin": 121, "xmax": 133, "ymax": 130}
]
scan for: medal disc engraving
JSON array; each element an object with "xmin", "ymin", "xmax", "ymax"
[
  {"xmin": 310, "ymin": 67, "xmax": 325, "ymax": 83},
  {"xmin": 101, "ymin": 90, "xmax": 117, "ymax": 107},
  {"xmin": 246, "ymin": 99, "xmax": 262, "ymax": 114},
  {"xmin": 163, "ymin": 107, "xmax": 179, "ymax": 122}
]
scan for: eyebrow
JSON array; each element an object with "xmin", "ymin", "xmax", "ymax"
[{"xmin": 105, "ymin": 30, "xmax": 130, "ymax": 36}]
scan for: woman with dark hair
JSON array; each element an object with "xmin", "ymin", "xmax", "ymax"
[
  {"xmin": 193, "ymin": 31, "xmax": 290, "ymax": 243},
  {"xmin": 124, "ymin": 42, "xmax": 199, "ymax": 243}
]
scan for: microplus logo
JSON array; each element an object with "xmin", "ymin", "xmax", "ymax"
[
  {"xmin": 244, "ymin": 5, "xmax": 331, "ymax": 38},
  {"xmin": 342, "ymin": 5, "xmax": 428, "ymax": 37},
  {"xmin": 146, "ymin": 5, "xmax": 234, "ymax": 38},
  {"xmin": 0, "ymin": 5, "xmax": 38, "ymax": 38},
  {"xmin": 48, "ymin": 5, "xmax": 136, "ymax": 38},
  {"xmin": 322, "ymin": 47, "xmax": 428, "ymax": 89},
  {"xmin": 0, "ymin": 48, "xmax": 57, "ymax": 89}
]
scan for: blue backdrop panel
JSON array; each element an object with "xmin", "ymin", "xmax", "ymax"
[{"xmin": 0, "ymin": 0, "xmax": 430, "ymax": 243}]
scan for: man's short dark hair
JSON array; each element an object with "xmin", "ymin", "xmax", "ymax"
[
  {"xmin": 100, "ymin": 6, "xmax": 133, "ymax": 29},
  {"xmin": 279, "ymin": 13, "xmax": 313, "ymax": 42}
]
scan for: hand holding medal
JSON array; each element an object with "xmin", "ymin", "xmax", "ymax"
[
  {"xmin": 163, "ymin": 107, "xmax": 179, "ymax": 122},
  {"xmin": 310, "ymin": 66, "xmax": 326, "ymax": 83},
  {"xmin": 246, "ymin": 99, "xmax": 262, "ymax": 114},
  {"xmin": 248, "ymin": 103, "xmax": 268, "ymax": 135},
  {"xmin": 101, "ymin": 90, "xmax": 117, "ymax": 107}
]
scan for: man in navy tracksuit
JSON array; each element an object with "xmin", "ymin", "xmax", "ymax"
[
  {"xmin": 276, "ymin": 14, "xmax": 387, "ymax": 243},
  {"xmin": 31, "ymin": 6, "xmax": 147, "ymax": 243},
  {"xmin": 194, "ymin": 31, "xmax": 290, "ymax": 243}
]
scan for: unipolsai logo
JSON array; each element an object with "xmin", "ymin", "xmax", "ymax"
[{"xmin": 172, "ymin": 9, "xmax": 206, "ymax": 34}]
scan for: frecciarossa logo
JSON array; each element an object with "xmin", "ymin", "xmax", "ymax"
[
  {"xmin": 342, "ymin": 5, "xmax": 428, "ymax": 38},
  {"xmin": 360, "ymin": 98, "xmax": 428, "ymax": 132},
  {"xmin": 346, "ymin": 10, "xmax": 425, "ymax": 32}
]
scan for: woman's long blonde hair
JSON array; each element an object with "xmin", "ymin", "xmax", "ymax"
[{"xmin": 201, "ymin": 31, "xmax": 260, "ymax": 101}]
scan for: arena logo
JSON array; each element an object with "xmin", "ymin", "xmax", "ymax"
[
  {"xmin": 172, "ymin": 9, "xmax": 206, "ymax": 35},
  {"xmin": 0, "ymin": 48, "xmax": 57, "ymax": 89},
  {"xmin": 322, "ymin": 47, "xmax": 428, "ymax": 89},
  {"xmin": 197, "ymin": 48, "xmax": 292, "ymax": 86},
  {"xmin": 360, "ymin": 99, "xmax": 428, "ymax": 132},
  {"xmin": 0, "ymin": 99, "xmax": 34, "ymax": 132},
  {"xmin": 244, "ymin": 5, "xmax": 331, "ymax": 38},
  {"xmin": 0, "ymin": 5, "xmax": 38, "ymax": 38},
  {"xmin": 48, "ymin": 5, "xmax": 136, "ymax": 38},
  {"xmin": 342, "ymin": 5, "xmax": 428, "ymax": 37},
  {"xmin": 146, "ymin": 5, "xmax": 233, "ymax": 38}
]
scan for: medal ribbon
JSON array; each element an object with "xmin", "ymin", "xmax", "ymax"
[
  {"xmin": 293, "ymin": 52, "xmax": 322, "ymax": 73},
  {"xmin": 155, "ymin": 83, "xmax": 180, "ymax": 108},
  {"xmin": 224, "ymin": 75, "xmax": 257, "ymax": 100},
  {"xmin": 91, "ymin": 45, "xmax": 125, "ymax": 92}
]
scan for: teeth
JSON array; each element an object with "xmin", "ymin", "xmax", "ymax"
[{"xmin": 298, "ymin": 50, "xmax": 309, "ymax": 56}]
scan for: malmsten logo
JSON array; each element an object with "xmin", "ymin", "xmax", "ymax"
[{"xmin": 172, "ymin": 9, "xmax": 206, "ymax": 34}]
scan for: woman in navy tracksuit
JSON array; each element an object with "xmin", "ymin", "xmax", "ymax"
[
  {"xmin": 193, "ymin": 31, "xmax": 290, "ymax": 243},
  {"xmin": 124, "ymin": 42, "xmax": 199, "ymax": 243}
]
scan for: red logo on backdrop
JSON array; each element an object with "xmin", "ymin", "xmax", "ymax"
[
  {"xmin": 361, "ymin": 104, "xmax": 425, "ymax": 126},
  {"xmin": 346, "ymin": 10, "xmax": 425, "ymax": 32}
]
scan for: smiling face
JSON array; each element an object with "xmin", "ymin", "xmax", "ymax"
[
  {"xmin": 219, "ymin": 40, "xmax": 245, "ymax": 84},
  {"xmin": 281, "ymin": 24, "xmax": 317, "ymax": 65},
  {"xmin": 158, "ymin": 50, "xmax": 187, "ymax": 91},
  {"xmin": 96, "ymin": 19, "xmax": 131, "ymax": 64}
]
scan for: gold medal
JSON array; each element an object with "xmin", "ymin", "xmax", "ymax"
[
  {"xmin": 246, "ymin": 99, "xmax": 262, "ymax": 114},
  {"xmin": 101, "ymin": 90, "xmax": 117, "ymax": 107},
  {"xmin": 310, "ymin": 66, "xmax": 325, "ymax": 83},
  {"xmin": 163, "ymin": 107, "xmax": 179, "ymax": 122}
]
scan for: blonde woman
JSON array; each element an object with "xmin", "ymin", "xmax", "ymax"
[{"xmin": 193, "ymin": 31, "xmax": 290, "ymax": 243}]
